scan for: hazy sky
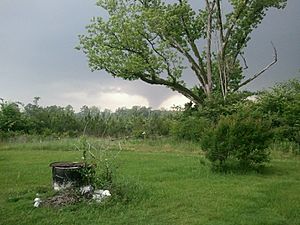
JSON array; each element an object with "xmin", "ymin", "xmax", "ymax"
[{"xmin": 0, "ymin": 0, "xmax": 299, "ymax": 111}]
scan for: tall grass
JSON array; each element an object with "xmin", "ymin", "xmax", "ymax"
[{"xmin": 0, "ymin": 136, "xmax": 203, "ymax": 153}]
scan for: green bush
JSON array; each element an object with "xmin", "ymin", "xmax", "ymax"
[
  {"xmin": 171, "ymin": 115, "xmax": 209, "ymax": 141},
  {"xmin": 201, "ymin": 113, "xmax": 272, "ymax": 171},
  {"xmin": 258, "ymin": 79, "xmax": 300, "ymax": 144},
  {"xmin": 197, "ymin": 91, "xmax": 254, "ymax": 122}
]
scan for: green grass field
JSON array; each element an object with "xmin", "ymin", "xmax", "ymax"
[{"xmin": 0, "ymin": 138, "xmax": 299, "ymax": 225}]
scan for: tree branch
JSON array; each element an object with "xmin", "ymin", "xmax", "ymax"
[
  {"xmin": 233, "ymin": 34, "xmax": 250, "ymax": 63},
  {"xmin": 104, "ymin": 34, "xmax": 203, "ymax": 104},
  {"xmin": 235, "ymin": 42, "xmax": 277, "ymax": 90},
  {"xmin": 139, "ymin": 76, "xmax": 203, "ymax": 105},
  {"xmin": 223, "ymin": 0, "xmax": 250, "ymax": 51},
  {"xmin": 156, "ymin": 30, "xmax": 208, "ymax": 93},
  {"xmin": 240, "ymin": 53, "xmax": 249, "ymax": 70},
  {"xmin": 169, "ymin": 40, "xmax": 207, "ymax": 91},
  {"xmin": 216, "ymin": 0, "xmax": 227, "ymax": 98},
  {"xmin": 178, "ymin": 0, "xmax": 206, "ymax": 77},
  {"xmin": 142, "ymin": 34, "xmax": 172, "ymax": 73},
  {"xmin": 205, "ymin": 0, "xmax": 216, "ymax": 95},
  {"xmin": 216, "ymin": 0, "xmax": 224, "ymax": 44}
]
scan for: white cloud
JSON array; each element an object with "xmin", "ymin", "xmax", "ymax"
[
  {"xmin": 159, "ymin": 94, "xmax": 189, "ymax": 110},
  {"xmin": 62, "ymin": 90, "xmax": 149, "ymax": 111}
]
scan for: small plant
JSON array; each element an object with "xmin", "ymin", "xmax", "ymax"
[
  {"xmin": 75, "ymin": 136, "xmax": 97, "ymax": 185},
  {"xmin": 75, "ymin": 137, "xmax": 122, "ymax": 189},
  {"xmin": 73, "ymin": 138, "xmax": 145, "ymax": 205}
]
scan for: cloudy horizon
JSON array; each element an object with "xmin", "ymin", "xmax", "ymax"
[{"xmin": 0, "ymin": 0, "xmax": 299, "ymax": 111}]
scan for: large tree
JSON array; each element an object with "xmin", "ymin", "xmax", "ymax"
[{"xmin": 78, "ymin": 0, "xmax": 286, "ymax": 105}]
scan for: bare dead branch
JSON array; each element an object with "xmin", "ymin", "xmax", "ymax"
[
  {"xmin": 240, "ymin": 53, "xmax": 249, "ymax": 69},
  {"xmin": 233, "ymin": 34, "xmax": 250, "ymax": 63},
  {"xmin": 235, "ymin": 42, "xmax": 277, "ymax": 90}
]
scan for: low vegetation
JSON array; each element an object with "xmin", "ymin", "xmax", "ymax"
[
  {"xmin": 0, "ymin": 0, "xmax": 297, "ymax": 222},
  {"xmin": 1, "ymin": 79, "xmax": 299, "ymax": 171},
  {"xmin": 201, "ymin": 113, "xmax": 272, "ymax": 171},
  {"xmin": 0, "ymin": 79, "xmax": 299, "ymax": 224},
  {"xmin": 0, "ymin": 138, "xmax": 299, "ymax": 225}
]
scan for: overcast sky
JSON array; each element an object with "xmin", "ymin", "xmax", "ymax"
[{"xmin": 0, "ymin": 0, "xmax": 299, "ymax": 111}]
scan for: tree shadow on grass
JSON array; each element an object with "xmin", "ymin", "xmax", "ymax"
[
  {"xmin": 209, "ymin": 160, "xmax": 290, "ymax": 177},
  {"xmin": 257, "ymin": 164, "xmax": 291, "ymax": 177}
]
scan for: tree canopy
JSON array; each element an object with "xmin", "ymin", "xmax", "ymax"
[{"xmin": 78, "ymin": 0, "xmax": 287, "ymax": 105}]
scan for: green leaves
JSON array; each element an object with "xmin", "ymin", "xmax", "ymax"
[
  {"xmin": 0, "ymin": 102, "xmax": 24, "ymax": 132},
  {"xmin": 78, "ymin": 0, "xmax": 287, "ymax": 104},
  {"xmin": 225, "ymin": 0, "xmax": 287, "ymax": 56},
  {"xmin": 258, "ymin": 79, "xmax": 300, "ymax": 144}
]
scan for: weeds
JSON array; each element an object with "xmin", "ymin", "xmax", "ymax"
[{"xmin": 269, "ymin": 140, "xmax": 300, "ymax": 156}]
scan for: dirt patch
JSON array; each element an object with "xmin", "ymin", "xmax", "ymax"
[{"xmin": 42, "ymin": 190, "xmax": 81, "ymax": 207}]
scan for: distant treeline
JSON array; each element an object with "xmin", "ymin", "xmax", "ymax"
[
  {"xmin": 1, "ymin": 79, "xmax": 299, "ymax": 147},
  {"xmin": 0, "ymin": 98, "xmax": 177, "ymax": 139}
]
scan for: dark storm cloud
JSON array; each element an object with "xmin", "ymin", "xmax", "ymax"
[
  {"xmin": 0, "ymin": 0, "xmax": 299, "ymax": 110},
  {"xmin": 243, "ymin": 0, "xmax": 300, "ymax": 90}
]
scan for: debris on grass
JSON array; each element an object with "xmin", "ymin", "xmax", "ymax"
[
  {"xmin": 92, "ymin": 190, "xmax": 111, "ymax": 203},
  {"xmin": 33, "ymin": 197, "xmax": 42, "ymax": 207},
  {"xmin": 53, "ymin": 182, "xmax": 73, "ymax": 191},
  {"xmin": 33, "ymin": 187, "xmax": 112, "ymax": 208},
  {"xmin": 42, "ymin": 189, "xmax": 80, "ymax": 207},
  {"xmin": 80, "ymin": 185, "xmax": 94, "ymax": 195}
]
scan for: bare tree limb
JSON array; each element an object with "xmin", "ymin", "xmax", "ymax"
[
  {"xmin": 235, "ymin": 42, "xmax": 277, "ymax": 90},
  {"xmin": 217, "ymin": 64, "xmax": 226, "ymax": 98},
  {"xmin": 233, "ymin": 34, "xmax": 250, "ymax": 63},
  {"xmin": 240, "ymin": 53, "xmax": 249, "ymax": 69},
  {"xmin": 219, "ymin": 0, "xmax": 252, "ymax": 95},
  {"xmin": 216, "ymin": 0, "xmax": 224, "ymax": 43},
  {"xmin": 205, "ymin": 0, "xmax": 216, "ymax": 95},
  {"xmin": 216, "ymin": 0, "xmax": 227, "ymax": 98}
]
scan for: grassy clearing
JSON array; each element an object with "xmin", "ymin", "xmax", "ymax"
[{"xmin": 0, "ymin": 138, "xmax": 300, "ymax": 225}]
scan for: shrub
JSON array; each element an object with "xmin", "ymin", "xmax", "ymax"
[
  {"xmin": 171, "ymin": 115, "xmax": 209, "ymax": 141},
  {"xmin": 258, "ymin": 79, "xmax": 300, "ymax": 144},
  {"xmin": 197, "ymin": 91, "xmax": 254, "ymax": 122},
  {"xmin": 201, "ymin": 113, "xmax": 272, "ymax": 171}
]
